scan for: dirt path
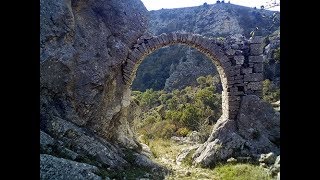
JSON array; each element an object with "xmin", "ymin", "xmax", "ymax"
[{"xmin": 148, "ymin": 139, "xmax": 217, "ymax": 180}]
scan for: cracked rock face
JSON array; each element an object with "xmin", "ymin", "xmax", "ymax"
[
  {"xmin": 40, "ymin": 0, "xmax": 148, "ymax": 145},
  {"xmin": 40, "ymin": 154, "xmax": 102, "ymax": 180},
  {"xmin": 192, "ymin": 95, "xmax": 280, "ymax": 167}
]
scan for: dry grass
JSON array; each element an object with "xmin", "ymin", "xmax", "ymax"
[{"xmin": 144, "ymin": 138, "xmax": 272, "ymax": 180}]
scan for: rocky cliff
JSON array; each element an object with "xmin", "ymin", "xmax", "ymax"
[
  {"xmin": 132, "ymin": 3, "xmax": 280, "ymax": 91},
  {"xmin": 40, "ymin": 0, "xmax": 167, "ymax": 178}
]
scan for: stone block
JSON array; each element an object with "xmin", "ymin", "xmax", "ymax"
[
  {"xmin": 194, "ymin": 35, "xmax": 200, "ymax": 44},
  {"xmin": 126, "ymin": 58, "xmax": 136, "ymax": 66},
  {"xmin": 187, "ymin": 33, "xmax": 193, "ymax": 41},
  {"xmin": 146, "ymin": 41, "xmax": 153, "ymax": 51},
  {"xmin": 221, "ymin": 61, "xmax": 232, "ymax": 69},
  {"xmin": 250, "ymin": 44, "xmax": 264, "ymax": 55},
  {"xmin": 226, "ymin": 49, "xmax": 236, "ymax": 56},
  {"xmin": 163, "ymin": 34, "xmax": 169, "ymax": 44},
  {"xmin": 137, "ymin": 46, "xmax": 145, "ymax": 55},
  {"xmin": 176, "ymin": 33, "xmax": 182, "ymax": 42},
  {"xmin": 228, "ymin": 100, "xmax": 241, "ymax": 106},
  {"xmin": 198, "ymin": 37, "xmax": 206, "ymax": 46},
  {"xmin": 244, "ymin": 73, "xmax": 263, "ymax": 82},
  {"xmin": 122, "ymin": 66, "xmax": 132, "ymax": 74},
  {"xmin": 234, "ymin": 75, "xmax": 243, "ymax": 80},
  {"xmin": 249, "ymin": 55, "xmax": 264, "ymax": 63},
  {"xmin": 231, "ymin": 44, "xmax": 239, "ymax": 50},
  {"xmin": 241, "ymin": 68, "xmax": 253, "ymax": 75},
  {"xmin": 172, "ymin": 32, "xmax": 177, "ymax": 41},
  {"xmin": 147, "ymin": 39, "xmax": 154, "ymax": 49},
  {"xmin": 128, "ymin": 53, "xmax": 138, "ymax": 62},
  {"xmin": 158, "ymin": 36, "xmax": 164, "ymax": 44},
  {"xmin": 165, "ymin": 35, "xmax": 170, "ymax": 44},
  {"xmin": 235, "ymin": 50, "xmax": 243, "ymax": 55},
  {"xmin": 133, "ymin": 48, "xmax": 142, "ymax": 58},
  {"xmin": 234, "ymin": 55, "xmax": 245, "ymax": 65},
  {"xmin": 227, "ymin": 79, "xmax": 243, "ymax": 86},
  {"xmin": 134, "ymin": 47, "xmax": 144, "ymax": 57},
  {"xmin": 252, "ymin": 90, "xmax": 262, "ymax": 97},
  {"xmin": 153, "ymin": 37, "xmax": 161, "ymax": 46},
  {"xmin": 226, "ymin": 96, "xmax": 241, "ymax": 102},
  {"xmin": 247, "ymin": 82, "xmax": 262, "ymax": 90},
  {"xmin": 181, "ymin": 34, "xmax": 187, "ymax": 42},
  {"xmin": 254, "ymin": 63, "xmax": 264, "ymax": 73},
  {"xmin": 167, "ymin": 33, "xmax": 174, "ymax": 43},
  {"xmin": 227, "ymin": 69, "xmax": 241, "ymax": 77},
  {"xmin": 249, "ymin": 36, "xmax": 264, "ymax": 44},
  {"xmin": 141, "ymin": 43, "xmax": 148, "ymax": 52}
]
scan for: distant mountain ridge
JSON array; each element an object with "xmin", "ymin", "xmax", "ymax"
[{"xmin": 148, "ymin": 3, "xmax": 279, "ymax": 37}]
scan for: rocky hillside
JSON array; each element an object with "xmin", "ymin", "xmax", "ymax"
[{"xmin": 132, "ymin": 3, "xmax": 280, "ymax": 91}]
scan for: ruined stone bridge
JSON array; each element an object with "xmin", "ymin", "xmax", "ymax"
[{"xmin": 121, "ymin": 32, "xmax": 265, "ymax": 120}]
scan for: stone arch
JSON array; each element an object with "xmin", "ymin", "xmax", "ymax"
[{"xmin": 122, "ymin": 32, "xmax": 265, "ymax": 120}]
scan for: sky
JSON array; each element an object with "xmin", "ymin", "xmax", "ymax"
[{"xmin": 141, "ymin": 0, "xmax": 280, "ymax": 11}]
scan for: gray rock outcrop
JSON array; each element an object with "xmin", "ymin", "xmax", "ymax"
[
  {"xmin": 40, "ymin": 0, "xmax": 148, "ymax": 148},
  {"xmin": 192, "ymin": 95, "xmax": 280, "ymax": 167},
  {"xmin": 259, "ymin": 152, "xmax": 277, "ymax": 165},
  {"xmin": 40, "ymin": 154, "xmax": 102, "ymax": 180},
  {"xmin": 176, "ymin": 144, "xmax": 201, "ymax": 165},
  {"xmin": 269, "ymin": 155, "xmax": 280, "ymax": 177},
  {"xmin": 43, "ymin": 116, "xmax": 128, "ymax": 169}
]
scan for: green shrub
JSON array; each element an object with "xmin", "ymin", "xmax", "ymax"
[
  {"xmin": 144, "ymin": 121, "xmax": 177, "ymax": 139},
  {"xmin": 145, "ymin": 115, "xmax": 157, "ymax": 124},
  {"xmin": 215, "ymin": 163, "xmax": 272, "ymax": 180},
  {"xmin": 177, "ymin": 127, "xmax": 190, "ymax": 137},
  {"xmin": 180, "ymin": 103, "xmax": 203, "ymax": 130},
  {"xmin": 159, "ymin": 121, "xmax": 177, "ymax": 139}
]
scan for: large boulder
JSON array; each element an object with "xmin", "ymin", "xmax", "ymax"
[
  {"xmin": 40, "ymin": 154, "xmax": 102, "ymax": 180},
  {"xmin": 176, "ymin": 144, "xmax": 201, "ymax": 165},
  {"xmin": 193, "ymin": 95, "xmax": 280, "ymax": 167},
  {"xmin": 259, "ymin": 152, "xmax": 277, "ymax": 165},
  {"xmin": 43, "ymin": 116, "xmax": 128, "ymax": 170}
]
